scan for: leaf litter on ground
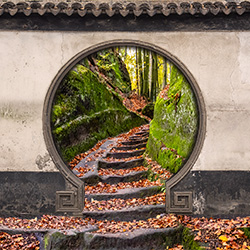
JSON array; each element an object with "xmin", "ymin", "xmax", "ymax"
[
  {"xmin": 1, "ymin": 215, "xmax": 250, "ymax": 249},
  {"xmin": 84, "ymin": 193, "xmax": 166, "ymax": 211},
  {"xmin": 98, "ymin": 166, "xmax": 147, "ymax": 176},
  {"xmin": 85, "ymin": 179, "xmax": 163, "ymax": 194}
]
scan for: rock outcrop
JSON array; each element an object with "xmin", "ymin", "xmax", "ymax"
[{"xmin": 146, "ymin": 65, "xmax": 198, "ymax": 173}]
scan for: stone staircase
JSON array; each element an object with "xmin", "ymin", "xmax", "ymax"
[{"xmin": 70, "ymin": 125, "xmax": 179, "ymax": 250}]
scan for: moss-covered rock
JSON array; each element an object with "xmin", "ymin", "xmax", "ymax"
[
  {"xmin": 52, "ymin": 64, "xmax": 147, "ymax": 163},
  {"xmin": 83, "ymin": 48, "xmax": 131, "ymax": 94},
  {"xmin": 146, "ymin": 65, "xmax": 198, "ymax": 174},
  {"xmin": 142, "ymin": 102, "xmax": 154, "ymax": 119}
]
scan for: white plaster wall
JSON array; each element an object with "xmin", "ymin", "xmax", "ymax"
[{"xmin": 0, "ymin": 31, "xmax": 249, "ymax": 171}]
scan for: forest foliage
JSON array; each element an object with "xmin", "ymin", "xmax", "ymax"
[
  {"xmin": 52, "ymin": 48, "xmax": 147, "ymax": 162},
  {"xmin": 51, "ymin": 46, "xmax": 198, "ymax": 173},
  {"xmin": 119, "ymin": 47, "xmax": 172, "ymax": 102}
]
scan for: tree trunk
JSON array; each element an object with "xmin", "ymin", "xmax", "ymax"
[
  {"xmin": 137, "ymin": 47, "xmax": 143, "ymax": 95},
  {"xmin": 151, "ymin": 52, "xmax": 158, "ymax": 101},
  {"xmin": 143, "ymin": 48, "xmax": 150, "ymax": 99},
  {"xmin": 163, "ymin": 57, "xmax": 167, "ymax": 88},
  {"xmin": 135, "ymin": 47, "xmax": 139, "ymax": 93}
]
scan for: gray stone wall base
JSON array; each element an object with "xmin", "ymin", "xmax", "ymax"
[
  {"xmin": 0, "ymin": 172, "xmax": 66, "ymax": 218},
  {"xmin": 167, "ymin": 171, "xmax": 250, "ymax": 218}
]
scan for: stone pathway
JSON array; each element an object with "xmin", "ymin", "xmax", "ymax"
[
  {"xmin": 72, "ymin": 124, "xmax": 166, "ymax": 221},
  {"xmin": 69, "ymin": 125, "xmax": 179, "ymax": 249}
]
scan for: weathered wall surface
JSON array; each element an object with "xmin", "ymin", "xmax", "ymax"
[
  {"xmin": 1, "ymin": 30, "xmax": 250, "ymax": 217},
  {"xmin": 0, "ymin": 172, "xmax": 66, "ymax": 217},
  {"xmin": 0, "ymin": 31, "xmax": 249, "ymax": 172}
]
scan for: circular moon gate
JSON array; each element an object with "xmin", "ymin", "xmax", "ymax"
[{"xmin": 43, "ymin": 40, "xmax": 206, "ymax": 214}]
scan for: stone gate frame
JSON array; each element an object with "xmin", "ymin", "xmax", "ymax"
[{"xmin": 42, "ymin": 40, "xmax": 206, "ymax": 214}]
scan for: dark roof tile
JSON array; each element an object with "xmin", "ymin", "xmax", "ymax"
[{"xmin": 0, "ymin": 1, "xmax": 250, "ymax": 17}]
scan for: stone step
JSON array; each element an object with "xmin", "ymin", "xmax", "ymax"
[
  {"xmin": 85, "ymin": 186, "xmax": 161, "ymax": 201},
  {"xmin": 82, "ymin": 204, "xmax": 165, "ymax": 221},
  {"xmin": 135, "ymin": 131, "xmax": 149, "ymax": 136},
  {"xmin": 72, "ymin": 139, "xmax": 118, "ymax": 174},
  {"xmin": 129, "ymin": 136, "xmax": 148, "ymax": 141},
  {"xmin": 80, "ymin": 170, "xmax": 147, "ymax": 185},
  {"xmin": 121, "ymin": 138, "xmax": 148, "ymax": 145},
  {"xmin": 98, "ymin": 158, "xmax": 144, "ymax": 169},
  {"xmin": 113, "ymin": 142, "xmax": 147, "ymax": 151},
  {"xmin": 106, "ymin": 149, "xmax": 145, "ymax": 159},
  {"xmin": 99, "ymin": 171, "xmax": 148, "ymax": 184},
  {"xmin": 44, "ymin": 227, "xmax": 183, "ymax": 250},
  {"xmin": 84, "ymin": 227, "xmax": 181, "ymax": 250},
  {"xmin": 129, "ymin": 134, "xmax": 148, "ymax": 140}
]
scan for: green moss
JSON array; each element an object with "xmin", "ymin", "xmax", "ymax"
[
  {"xmin": 59, "ymin": 109, "xmax": 145, "ymax": 162},
  {"xmin": 61, "ymin": 136, "xmax": 98, "ymax": 162},
  {"xmin": 181, "ymin": 227, "xmax": 204, "ymax": 250},
  {"xmin": 44, "ymin": 234, "xmax": 49, "ymax": 250},
  {"xmin": 164, "ymin": 226, "xmax": 204, "ymax": 249},
  {"xmin": 146, "ymin": 65, "xmax": 198, "ymax": 173},
  {"xmin": 52, "ymin": 64, "xmax": 146, "ymax": 163},
  {"xmin": 240, "ymin": 227, "xmax": 250, "ymax": 239},
  {"xmin": 142, "ymin": 102, "xmax": 154, "ymax": 119},
  {"xmin": 164, "ymin": 226, "xmax": 183, "ymax": 248},
  {"xmin": 146, "ymin": 133, "xmax": 182, "ymax": 173},
  {"xmin": 95, "ymin": 49, "xmax": 131, "ymax": 93}
]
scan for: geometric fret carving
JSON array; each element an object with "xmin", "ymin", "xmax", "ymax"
[
  {"xmin": 55, "ymin": 181, "xmax": 84, "ymax": 214},
  {"xmin": 56, "ymin": 191, "xmax": 77, "ymax": 212},
  {"xmin": 174, "ymin": 191, "xmax": 192, "ymax": 207},
  {"xmin": 168, "ymin": 191, "xmax": 193, "ymax": 213}
]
